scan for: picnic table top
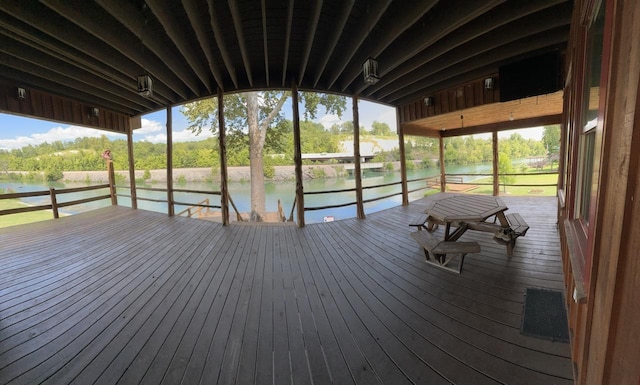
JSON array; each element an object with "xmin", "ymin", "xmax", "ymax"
[{"xmin": 424, "ymin": 193, "xmax": 508, "ymax": 223}]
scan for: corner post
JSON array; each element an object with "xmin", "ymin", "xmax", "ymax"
[
  {"xmin": 166, "ymin": 106, "xmax": 174, "ymax": 216},
  {"xmin": 353, "ymin": 95, "xmax": 365, "ymax": 218},
  {"xmin": 126, "ymin": 127, "xmax": 137, "ymax": 209},
  {"xmin": 397, "ymin": 107, "xmax": 408, "ymax": 206},
  {"xmin": 492, "ymin": 131, "xmax": 499, "ymax": 196},
  {"xmin": 218, "ymin": 88, "xmax": 230, "ymax": 226},
  {"xmin": 439, "ymin": 135, "xmax": 446, "ymax": 192},
  {"xmin": 292, "ymin": 82, "xmax": 305, "ymax": 227},
  {"xmin": 106, "ymin": 155, "xmax": 117, "ymax": 205}
]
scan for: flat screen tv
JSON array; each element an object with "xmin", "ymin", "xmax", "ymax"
[{"xmin": 499, "ymin": 52, "xmax": 562, "ymax": 102}]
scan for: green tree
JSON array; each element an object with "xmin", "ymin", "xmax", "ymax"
[
  {"xmin": 370, "ymin": 120, "xmax": 391, "ymax": 136},
  {"xmin": 181, "ymin": 91, "xmax": 346, "ymax": 221},
  {"xmin": 498, "ymin": 153, "xmax": 516, "ymax": 192},
  {"xmin": 542, "ymin": 125, "xmax": 561, "ymax": 156}
]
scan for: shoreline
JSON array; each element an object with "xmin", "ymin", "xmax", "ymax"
[{"xmin": 8, "ymin": 163, "xmax": 404, "ymax": 184}]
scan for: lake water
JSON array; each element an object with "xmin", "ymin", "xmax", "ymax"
[{"xmin": 2, "ymin": 163, "xmax": 493, "ymax": 224}]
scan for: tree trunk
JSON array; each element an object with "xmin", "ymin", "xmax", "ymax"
[{"xmin": 247, "ymin": 92, "xmax": 266, "ymax": 221}]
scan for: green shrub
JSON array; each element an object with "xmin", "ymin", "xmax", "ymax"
[
  {"xmin": 263, "ymin": 164, "xmax": 275, "ymax": 179},
  {"xmin": 44, "ymin": 168, "xmax": 63, "ymax": 181},
  {"xmin": 421, "ymin": 159, "xmax": 436, "ymax": 168},
  {"xmin": 311, "ymin": 167, "xmax": 326, "ymax": 178},
  {"xmin": 143, "ymin": 169, "xmax": 151, "ymax": 180},
  {"xmin": 384, "ymin": 162, "xmax": 394, "ymax": 171},
  {"xmin": 176, "ymin": 174, "xmax": 187, "ymax": 186},
  {"xmin": 114, "ymin": 173, "xmax": 127, "ymax": 184}
]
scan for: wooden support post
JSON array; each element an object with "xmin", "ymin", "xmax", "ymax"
[
  {"xmin": 49, "ymin": 188, "xmax": 59, "ymax": 219},
  {"xmin": 292, "ymin": 83, "xmax": 305, "ymax": 227},
  {"xmin": 439, "ymin": 135, "xmax": 446, "ymax": 192},
  {"xmin": 492, "ymin": 131, "xmax": 499, "ymax": 196},
  {"xmin": 166, "ymin": 106, "xmax": 174, "ymax": 216},
  {"xmin": 107, "ymin": 159, "xmax": 117, "ymax": 205},
  {"xmin": 353, "ymin": 95, "xmax": 365, "ymax": 219},
  {"xmin": 218, "ymin": 88, "xmax": 230, "ymax": 226},
  {"xmin": 126, "ymin": 128, "xmax": 137, "ymax": 209},
  {"xmin": 397, "ymin": 107, "xmax": 408, "ymax": 206}
]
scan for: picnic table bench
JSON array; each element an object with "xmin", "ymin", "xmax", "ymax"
[{"xmin": 410, "ymin": 229, "xmax": 480, "ymax": 274}]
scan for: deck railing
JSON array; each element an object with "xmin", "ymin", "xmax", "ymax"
[
  {"xmin": 116, "ymin": 185, "xmax": 245, "ymax": 221},
  {"xmin": 0, "ymin": 184, "xmax": 113, "ymax": 219},
  {"xmin": 427, "ymin": 171, "xmax": 559, "ymax": 194}
]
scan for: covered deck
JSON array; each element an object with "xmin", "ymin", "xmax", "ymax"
[{"xmin": 0, "ymin": 195, "xmax": 571, "ymax": 384}]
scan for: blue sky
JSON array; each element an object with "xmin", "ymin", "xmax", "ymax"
[
  {"xmin": 0, "ymin": 98, "xmax": 541, "ymax": 151},
  {"xmin": 0, "ymin": 98, "xmax": 398, "ymax": 151}
]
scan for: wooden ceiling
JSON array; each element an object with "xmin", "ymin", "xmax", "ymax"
[{"xmin": 0, "ymin": 0, "xmax": 573, "ymax": 118}]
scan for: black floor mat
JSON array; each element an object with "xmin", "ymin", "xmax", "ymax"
[{"xmin": 521, "ymin": 287, "xmax": 570, "ymax": 343}]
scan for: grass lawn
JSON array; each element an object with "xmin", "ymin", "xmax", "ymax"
[
  {"xmin": 0, "ymin": 199, "xmax": 54, "ymax": 228},
  {"xmin": 421, "ymin": 172, "xmax": 558, "ymax": 197}
]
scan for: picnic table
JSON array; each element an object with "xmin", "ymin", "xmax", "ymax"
[{"xmin": 410, "ymin": 193, "xmax": 529, "ymax": 273}]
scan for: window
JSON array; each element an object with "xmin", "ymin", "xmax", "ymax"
[{"xmin": 575, "ymin": 3, "xmax": 605, "ymax": 226}]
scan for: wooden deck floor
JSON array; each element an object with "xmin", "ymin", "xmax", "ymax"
[{"xmin": 0, "ymin": 195, "xmax": 573, "ymax": 385}]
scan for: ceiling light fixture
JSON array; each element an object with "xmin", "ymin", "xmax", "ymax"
[
  {"xmin": 17, "ymin": 87, "xmax": 26, "ymax": 100},
  {"xmin": 137, "ymin": 74, "xmax": 153, "ymax": 97},
  {"xmin": 424, "ymin": 97, "xmax": 433, "ymax": 106},
  {"xmin": 363, "ymin": 58, "xmax": 380, "ymax": 85},
  {"xmin": 89, "ymin": 107, "xmax": 100, "ymax": 118},
  {"xmin": 484, "ymin": 77, "xmax": 494, "ymax": 90}
]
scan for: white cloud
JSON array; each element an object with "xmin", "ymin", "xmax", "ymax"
[
  {"xmin": 133, "ymin": 117, "xmax": 214, "ymax": 143},
  {"xmin": 318, "ymin": 114, "xmax": 343, "ymax": 129},
  {"xmin": 136, "ymin": 118, "xmax": 164, "ymax": 135},
  {"xmin": 0, "ymin": 125, "xmax": 122, "ymax": 150}
]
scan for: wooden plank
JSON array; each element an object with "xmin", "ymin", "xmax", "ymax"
[{"xmin": 0, "ymin": 197, "xmax": 573, "ymax": 385}]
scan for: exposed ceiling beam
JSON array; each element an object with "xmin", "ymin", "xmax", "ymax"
[
  {"xmin": 388, "ymin": 30, "xmax": 568, "ymax": 105},
  {"xmin": 373, "ymin": 8, "xmax": 571, "ymax": 100},
  {"xmin": 144, "ymin": 0, "xmax": 213, "ymax": 94},
  {"xmin": 261, "ymin": 0, "xmax": 270, "ymax": 87},
  {"xmin": 207, "ymin": 0, "xmax": 239, "ymax": 89},
  {"xmin": 0, "ymin": 3, "xmax": 182, "ymax": 104},
  {"xmin": 41, "ymin": 0, "xmax": 195, "ymax": 100},
  {"xmin": 282, "ymin": 0, "xmax": 295, "ymax": 85},
  {"xmin": 182, "ymin": 0, "xmax": 227, "ymax": 92},
  {"xmin": 0, "ymin": 22, "xmax": 170, "ymax": 108},
  {"xmin": 0, "ymin": 64, "xmax": 138, "ymax": 115},
  {"xmin": 337, "ymin": 0, "xmax": 439, "ymax": 92},
  {"xmin": 298, "ymin": 0, "xmax": 323, "ymax": 84},
  {"xmin": 324, "ymin": 0, "xmax": 392, "ymax": 90},
  {"xmin": 357, "ymin": 0, "xmax": 514, "ymax": 95},
  {"xmin": 95, "ymin": 0, "xmax": 204, "ymax": 97},
  {"xmin": 311, "ymin": 0, "xmax": 355, "ymax": 88},
  {"xmin": 366, "ymin": 0, "xmax": 572, "ymax": 98},
  {"xmin": 1, "ymin": 38, "xmax": 155, "ymax": 112},
  {"xmin": 228, "ymin": 0, "xmax": 253, "ymax": 87}
]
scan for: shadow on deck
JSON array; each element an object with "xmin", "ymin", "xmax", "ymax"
[{"xmin": 0, "ymin": 195, "xmax": 572, "ymax": 385}]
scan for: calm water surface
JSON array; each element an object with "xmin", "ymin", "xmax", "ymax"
[{"xmin": 2, "ymin": 163, "xmax": 492, "ymax": 224}]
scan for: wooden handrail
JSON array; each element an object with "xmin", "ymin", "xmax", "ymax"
[{"xmin": 0, "ymin": 184, "xmax": 113, "ymax": 219}]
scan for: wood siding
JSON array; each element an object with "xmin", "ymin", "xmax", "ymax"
[
  {"xmin": 559, "ymin": 0, "xmax": 640, "ymax": 384},
  {"xmin": 0, "ymin": 80, "xmax": 132, "ymax": 134}
]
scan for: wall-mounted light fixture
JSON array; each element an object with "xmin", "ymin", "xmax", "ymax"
[
  {"xmin": 423, "ymin": 96, "xmax": 434, "ymax": 106},
  {"xmin": 17, "ymin": 87, "xmax": 26, "ymax": 100},
  {"xmin": 137, "ymin": 74, "xmax": 153, "ymax": 97},
  {"xmin": 484, "ymin": 77, "xmax": 494, "ymax": 90},
  {"xmin": 89, "ymin": 107, "xmax": 100, "ymax": 118},
  {"xmin": 363, "ymin": 58, "xmax": 380, "ymax": 85}
]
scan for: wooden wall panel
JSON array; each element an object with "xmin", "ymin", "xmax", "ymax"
[
  {"xmin": 398, "ymin": 75, "xmax": 501, "ymax": 128},
  {"xmin": 0, "ymin": 80, "xmax": 131, "ymax": 134}
]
